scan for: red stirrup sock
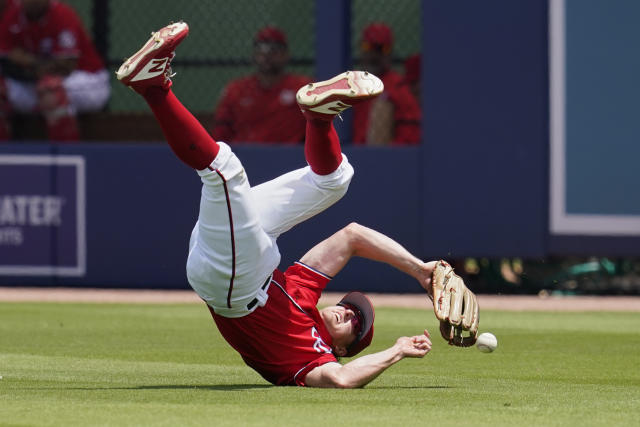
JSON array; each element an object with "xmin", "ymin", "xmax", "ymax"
[
  {"xmin": 143, "ymin": 87, "xmax": 219, "ymax": 170},
  {"xmin": 304, "ymin": 119, "xmax": 342, "ymax": 175}
]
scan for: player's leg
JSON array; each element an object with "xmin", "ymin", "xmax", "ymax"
[
  {"xmin": 252, "ymin": 71, "xmax": 383, "ymax": 238},
  {"xmin": 116, "ymin": 22, "xmax": 278, "ymax": 316},
  {"xmin": 116, "ymin": 22, "xmax": 218, "ymax": 169}
]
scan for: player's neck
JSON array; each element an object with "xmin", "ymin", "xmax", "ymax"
[{"xmin": 256, "ymin": 72, "xmax": 284, "ymax": 89}]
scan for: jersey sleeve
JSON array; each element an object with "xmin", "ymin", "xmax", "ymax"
[
  {"xmin": 283, "ymin": 262, "xmax": 333, "ymax": 313},
  {"xmin": 285, "ymin": 262, "xmax": 332, "ymax": 291},
  {"xmin": 293, "ymin": 353, "xmax": 337, "ymax": 386}
]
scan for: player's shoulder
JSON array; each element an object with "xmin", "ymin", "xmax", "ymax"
[
  {"xmin": 382, "ymin": 70, "xmax": 404, "ymax": 87},
  {"xmin": 282, "ymin": 73, "xmax": 312, "ymax": 88},
  {"xmin": 285, "ymin": 261, "xmax": 332, "ymax": 282},
  {"xmin": 228, "ymin": 74, "xmax": 259, "ymax": 87},
  {"xmin": 222, "ymin": 74, "xmax": 259, "ymax": 95},
  {"xmin": 49, "ymin": 1, "xmax": 80, "ymax": 16},
  {"xmin": 0, "ymin": 2, "xmax": 21, "ymax": 28}
]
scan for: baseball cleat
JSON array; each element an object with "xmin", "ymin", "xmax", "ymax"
[
  {"xmin": 296, "ymin": 71, "xmax": 384, "ymax": 120},
  {"xmin": 116, "ymin": 21, "xmax": 189, "ymax": 94}
]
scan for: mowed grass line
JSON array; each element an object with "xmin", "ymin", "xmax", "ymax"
[{"xmin": 1, "ymin": 303, "xmax": 638, "ymax": 426}]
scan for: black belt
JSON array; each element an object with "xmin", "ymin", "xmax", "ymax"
[{"xmin": 247, "ymin": 275, "xmax": 272, "ymax": 310}]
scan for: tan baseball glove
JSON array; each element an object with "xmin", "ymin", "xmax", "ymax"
[{"xmin": 428, "ymin": 260, "xmax": 479, "ymax": 347}]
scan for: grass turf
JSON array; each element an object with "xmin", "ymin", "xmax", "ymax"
[{"xmin": 1, "ymin": 302, "xmax": 639, "ymax": 426}]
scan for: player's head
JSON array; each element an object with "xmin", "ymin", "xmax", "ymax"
[
  {"xmin": 253, "ymin": 26, "xmax": 289, "ymax": 76},
  {"xmin": 319, "ymin": 292, "xmax": 375, "ymax": 357},
  {"xmin": 360, "ymin": 22, "xmax": 393, "ymax": 76}
]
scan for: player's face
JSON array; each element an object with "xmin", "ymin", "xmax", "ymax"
[
  {"xmin": 319, "ymin": 305, "xmax": 359, "ymax": 355},
  {"xmin": 253, "ymin": 42, "xmax": 289, "ymax": 76}
]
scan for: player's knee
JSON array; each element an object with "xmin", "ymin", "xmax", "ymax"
[{"xmin": 312, "ymin": 155, "xmax": 354, "ymax": 192}]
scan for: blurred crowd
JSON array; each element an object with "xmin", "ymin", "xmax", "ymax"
[
  {"xmin": 0, "ymin": 0, "xmax": 109, "ymax": 142},
  {"xmin": 210, "ymin": 22, "xmax": 422, "ymax": 147},
  {"xmin": 0, "ymin": 1, "xmax": 421, "ymax": 145}
]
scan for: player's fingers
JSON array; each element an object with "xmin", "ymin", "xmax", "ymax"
[
  {"xmin": 424, "ymin": 329, "xmax": 431, "ymax": 339},
  {"xmin": 422, "ymin": 332, "xmax": 432, "ymax": 347},
  {"xmin": 413, "ymin": 335, "xmax": 429, "ymax": 346}
]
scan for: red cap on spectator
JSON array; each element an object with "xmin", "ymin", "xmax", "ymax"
[
  {"xmin": 404, "ymin": 54, "xmax": 421, "ymax": 84},
  {"xmin": 254, "ymin": 26, "xmax": 288, "ymax": 46},
  {"xmin": 361, "ymin": 22, "xmax": 393, "ymax": 54}
]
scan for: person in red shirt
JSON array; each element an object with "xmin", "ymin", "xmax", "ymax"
[
  {"xmin": 211, "ymin": 27, "xmax": 311, "ymax": 144},
  {"xmin": 117, "ymin": 22, "xmax": 441, "ymax": 388},
  {"xmin": 0, "ymin": 0, "xmax": 110, "ymax": 141},
  {"xmin": 353, "ymin": 23, "xmax": 421, "ymax": 145},
  {"xmin": 0, "ymin": 0, "xmax": 19, "ymax": 140}
]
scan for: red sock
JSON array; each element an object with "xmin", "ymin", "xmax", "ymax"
[
  {"xmin": 304, "ymin": 119, "xmax": 342, "ymax": 175},
  {"xmin": 143, "ymin": 88, "xmax": 219, "ymax": 170}
]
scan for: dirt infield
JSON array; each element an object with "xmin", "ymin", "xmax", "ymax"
[{"xmin": 1, "ymin": 287, "xmax": 639, "ymax": 311}]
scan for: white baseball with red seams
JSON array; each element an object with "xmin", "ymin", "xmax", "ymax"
[{"xmin": 476, "ymin": 332, "xmax": 498, "ymax": 352}]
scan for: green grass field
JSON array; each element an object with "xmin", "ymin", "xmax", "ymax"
[{"xmin": 1, "ymin": 302, "xmax": 639, "ymax": 426}]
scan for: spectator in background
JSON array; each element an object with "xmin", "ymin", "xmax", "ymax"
[
  {"xmin": 353, "ymin": 23, "xmax": 420, "ymax": 145},
  {"xmin": 403, "ymin": 54, "xmax": 421, "ymax": 105},
  {"xmin": 0, "ymin": 0, "xmax": 18, "ymax": 140},
  {"xmin": 211, "ymin": 26, "xmax": 311, "ymax": 144},
  {"xmin": 0, "ymin": 0, "xmax": 110, "ymax": 141}
]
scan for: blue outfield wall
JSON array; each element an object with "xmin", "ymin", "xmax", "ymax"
[
  {"xmin": 0, "ymin": 144, "xmax": 424, "ymax": 292},
  {"xmin": 421, "ymin": 0, "xmax": 549, "ymax": 259}
]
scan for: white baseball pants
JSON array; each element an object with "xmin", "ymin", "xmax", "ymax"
[{"xmin": 186, "ymin": 142, "xmax": 353, "ymax": 318}]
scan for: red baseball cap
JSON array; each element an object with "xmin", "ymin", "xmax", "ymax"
[
  {"xmin": 361, "ymin": 22, "xmax": 393, "ymax": 53},
  {"xmin": 337, "ymin": 291, "xmax": 375, "ymax": 357},
  {"xmin": 254, "ymin": 26, "xmax": 288, "ymax": 46}
]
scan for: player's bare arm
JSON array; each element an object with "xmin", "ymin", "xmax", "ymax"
[
  {"xmin": 300, "ymin": 222, "xmax": 436, "ymax": 294},
  {"xmin": 305, "ymin": 329, "xmax": 432, "ymax": 388}
]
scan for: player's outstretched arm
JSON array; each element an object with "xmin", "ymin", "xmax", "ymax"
[
  {"xmin": 305, "ymin": 330, "xmax": 432, "ymax": 388},
  {"xmin": 300, "ymin": 222, "xmax": 436, "ymax": 293}
]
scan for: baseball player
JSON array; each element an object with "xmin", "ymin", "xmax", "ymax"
[{"xmin": 116, "ymin": 22, "xmax": 479, "ymax": 388}]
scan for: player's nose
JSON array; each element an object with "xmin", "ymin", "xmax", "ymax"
[{"xmin": 343, "ymin": 308, "xmax": 355, "ymax": 321}]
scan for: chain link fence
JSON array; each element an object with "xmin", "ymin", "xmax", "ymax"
[{"xmin": 64, "ymin": 0, "xmax": 421, "ymax": 114}]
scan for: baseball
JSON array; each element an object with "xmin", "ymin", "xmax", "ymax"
[{"xmin": 476, "ymin": 332, "xmax": 498, "ymax": 353}]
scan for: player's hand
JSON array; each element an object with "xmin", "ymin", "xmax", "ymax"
[
  {"xmin": 395, "ymin": 329, "xmax": 432, "ymax": 358},
  {"xmin": 417, "ymin": 261, "xmax": 439, "ymax": 294}
]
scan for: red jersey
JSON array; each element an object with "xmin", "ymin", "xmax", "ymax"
[
  {"xmin": 384, "ymin": 82, "xmax": 421, "ymax": 145},
  {"xmin": 352, "ymin": 69, "xmax": 420, "ymax": 145},
  {"xmin": 0, "ymin": 0, "xmax": 18, "ymax": 18},
  {"xmin": 211, "ymin": 73, "xmax": 311, "ymax": 144},
  {"xmin": 0, "ymin": 0, "xmax": 105, "ymax": 72},
  {"xmin": 210, "ymin": 262, "xmax": 338, "ymax": 386}
]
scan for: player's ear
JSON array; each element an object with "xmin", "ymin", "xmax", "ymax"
[{"xmin": 334, "ymin": 346, "xmax": 347, "ymax": 357}]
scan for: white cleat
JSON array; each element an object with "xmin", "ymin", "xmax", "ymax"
[
  {"xmin": 296, "ymin": 71, "xmax": 383, "ymax": 120},
  {"xmin": 116, "ymin": 21, "xmax": 189, "ymax": 94}
]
